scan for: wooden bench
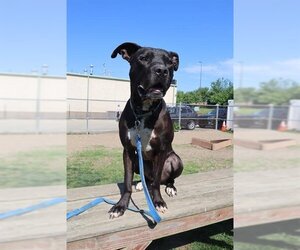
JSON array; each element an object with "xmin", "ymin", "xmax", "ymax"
[
  {"xmin": 0, "ymin": 186, "xmax": 65, "ymax": 250},
  {"xmin": 235, "ymin": 168, "xmax": 300, "ymax": 228},
  {"xmin": 67, "ymin": 169, "xmax": 233, "ymax": 250}
]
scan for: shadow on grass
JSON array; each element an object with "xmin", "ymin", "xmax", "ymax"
[
  {"xmin": 148, "ymin": 219, "xmax": 233, "ymax": 250},
  {"xmin": 235, "ymin": 219, "xmax": 300, "ymax": 250}
]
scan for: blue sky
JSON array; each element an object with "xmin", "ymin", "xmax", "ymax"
[
  {"xmin": 0, "ymin": 0, "xmax": 66, "ymax": 75},
  {"xmin": 234, "ymin": 0, "xmax": 300, "ymax": 88},
  {"xmin": 1, "ymin": 1, "xmax": 299, "ymax": 91},
  {"xmin": 67, "ymin": 0, "xmax": 233, "ymax": 91}
]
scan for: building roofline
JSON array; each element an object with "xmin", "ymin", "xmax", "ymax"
[
  {"xmin": 0, "ymin": 72, "xmax": 65, "ymax": 79},
  {"xmin": 67, "ymin": 72, "xmax": 129, "ymax": 82}
]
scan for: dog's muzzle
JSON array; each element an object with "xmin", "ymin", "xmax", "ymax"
[{"xmin": 138, "ymin": 85, "xmax": 164, "ymax": 99}]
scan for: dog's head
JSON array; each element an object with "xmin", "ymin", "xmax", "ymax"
[{"xmin": 111, "ymin": 42, "xmax": 179, "ymax": 100}]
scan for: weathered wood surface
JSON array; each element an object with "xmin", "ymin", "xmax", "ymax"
[
  {"xmin": 235, "ymin": 168, "xmax": 300, "ymax": 228},
  {"xmin": 0, "ymin": 185, "xmax": 65, "ymax": 250},
  {"xmin": 234, "ymin": 138, "xmax": 296, "ymax": 150},
  {"xmin": 191, "ymin": 138, "xmax": 232, "ymax": 150},
  {"xmin": 67, "ymin": 169, "xmax": 233, "ymax": 250}
]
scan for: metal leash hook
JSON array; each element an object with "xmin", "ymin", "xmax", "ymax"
[{"xmin": 135, "ymin": 119, "xmax": 141, "ymax": 130}]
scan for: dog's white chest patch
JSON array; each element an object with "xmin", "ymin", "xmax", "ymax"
[{"xmin": 128, "ymin": 120, "xmax": 156, "ymax": 152}]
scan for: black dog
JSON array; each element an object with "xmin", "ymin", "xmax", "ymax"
[{"xmin": 109, "ymin": 42, "xmax": 183, "ymax": 218}]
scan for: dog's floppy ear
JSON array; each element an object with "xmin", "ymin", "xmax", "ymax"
[
  {"xmin": 111, "ymin": 42, "xmax": 142, "ymax": 62},
  {"xmin": 169, "ymin": 51, "xmax": 179, "ymax": 71}
]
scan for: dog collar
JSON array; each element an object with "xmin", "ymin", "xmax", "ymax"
[{"xmin": 129, "ymin": 99, "xmax": 162, "ymax": 122}]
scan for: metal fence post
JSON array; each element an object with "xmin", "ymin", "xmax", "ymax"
[
  {"xmin": 227, "ymin": 100, "xmax": 234, "ymax": 130},
  {"xmin": 215, "ymin": 104, "xmax": 219, "ymax": 130},
  {"xmin": 3, "ymin": 104, "xmax": 7, "ymax": 119},
  {"xmin": 267, "ymin": 104, "xmax": 274, "ymax": 130},
  {"xmin": 36, "ymin": 74, "xmax": 41, "ymax": 134},
  {"xmin": 86, "ymin": 75, "xmax": 90, "ymax": 134},
  {"xmin": 68, "ymin": 103, "xmax": 71, "ymax": 119},
  {"xmin": 179, "ymin": 102, "xmax": 182, "ymax": 130}
]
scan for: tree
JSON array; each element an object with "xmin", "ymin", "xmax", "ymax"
[
  {"xmin": 235, "ymin": 87, "xmax": 256, "ymax": 104},
  {"xmin": 256, "ymin": 79, "xmax": 300, "ymax": 105},
  {"xmin": 208, "ymin": 78, "xmax": 233, "ymax": 105}
]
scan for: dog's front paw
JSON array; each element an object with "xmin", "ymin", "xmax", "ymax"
[
  {"xmin": 154, "ymin": 199, "xmax": 168, "ymax": 213},
  {"xmin": 165, "ymin": 185, "xmax": 177, "ymax": 197},
  {"xmin": 108, "ymin": 204, "xmax": 126, "ymax": 219},
  {"xmin": 135, "ymin": 182, "xmax": 143, "ymax": 191}
]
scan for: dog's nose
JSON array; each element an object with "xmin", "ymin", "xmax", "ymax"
[{"xmin": 153, "ymin": 65, "xmax": 168, "ymax": 78}]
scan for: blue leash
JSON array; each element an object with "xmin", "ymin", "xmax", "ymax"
[
  {"xmin": 135, "ymin": 134, "xmax": 161, "ymax": 222},
  {"xmin": 67, "ymin": 134, "xmax": 161, "ymax": 223},
  {"xmin": 0, "ymin": 136, "xmax": 161, "ymax": 223},
  {"xmin": 0, "ymin": 197, "xmax": 66, "ymax": 220}
]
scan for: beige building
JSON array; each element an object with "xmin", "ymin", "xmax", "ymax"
[
  {"xmin": 0, "ymin": 72, "xmax": 177, "ymax": 133},
  {"xmin": 67, "ymin": 73, "xmax": 177, "ymax": 116}
]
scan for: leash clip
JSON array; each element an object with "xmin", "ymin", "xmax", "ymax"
[{"xmin": 135, "ymin": 120, "xmax": 141, "ymax": 130}]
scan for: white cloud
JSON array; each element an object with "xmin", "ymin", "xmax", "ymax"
[
  {"xmin": 183, "ymin": 59, "xmax": 233, "ymax": 79},
  {"xmin": 235, "ymin": 58, "xmax": 300, "ymax": 86}
]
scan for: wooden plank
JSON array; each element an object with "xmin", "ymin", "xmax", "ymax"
[
  {"xmin": 234, "ymin": 138, "xmax": 296, "ymax": 150},
  {"xmin": 235, "ymin": 205, "xmax": 300, "ymax": 228},
  {"xmin": 211, "ymin": 139, "xmax": 232, "ymax": 150},
  {"xmin": 0, "ymin": 235, "xmax": 65, "ymax": 250},
  {"xmin": 191, "ymin": 138, "xmax": 232, "ymax": 150},
  {"xmin": 68, "ymin": 169, "xmax": 232, "ymax": 201},
  {"xmin": 0, "ymin": 185, "xmax": 65, "ymax": 202},
  {"xmin": 132, "ymin": 241, "xmax": 152, "ymax": 250},
  {"xmin": 67, "ymin": 169, "xmax": 233, "ymax": 248},
  {"xmin": 260, "ymin": 139, "xmax": 296, "ymax": 150},
  {"xmin": 67, "ymin": 185, "xmax": 232, "ymax": 242},
  {"xmin": 235, "ymin": 168, "xmax": 300, "ymax": 227},
  {"xmin": 68, "ymin": 206, "xmax": 233, "ymax": 250},
  {"xmin": 0, "ymin": 186, "xmax": 65, "ymax": 243}
]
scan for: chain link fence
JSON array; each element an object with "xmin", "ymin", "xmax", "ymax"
[{"xmin": 1, "ymin": 96, "xmax": 300, "ymax": 133}]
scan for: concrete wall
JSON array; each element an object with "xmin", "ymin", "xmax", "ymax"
[
  {"xmin": 0, "ymin": 72, "xmax": 177, "ymax": 115},
  {"xmin": 67, "ymin": 73, "xmax": 177, "ymax": 114},
  {"xmin": 0, "ymin": 73, "xmax": 66, "ymax": 113}
]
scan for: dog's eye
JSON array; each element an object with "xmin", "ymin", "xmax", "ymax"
[{"xmin": 139, "ymin": 56, "xmax": 148, "ymax": 62}]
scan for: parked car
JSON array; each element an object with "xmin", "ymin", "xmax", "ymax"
[
  {"xmin": 234, "ymin": 107, "xmax": 288, "ymax": 129},
  {"xmin": 198, "ymin": 108, "xmax": 228, "ymax": 129},
  {"xmin": 167, "ymin": 105, "xmax": 199, "ymax": 130}
]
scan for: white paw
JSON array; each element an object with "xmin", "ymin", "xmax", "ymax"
[
  {"xmin": 155, "ymin": 205, "xmax": 168, "ymax": 213},
  {"xmin": 109, "ymin": 211, "xmax": 122, "ymax": 219},
  {"xmin": 135, "ymin": 182, "xmax": 143, "ymax": 191},
  {"xmin": 165, "ymin": 187, "xmax": 177, "ymax": 197}
]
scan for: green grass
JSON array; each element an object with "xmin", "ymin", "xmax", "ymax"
[
  {"xmin": 67, "ymin": 146, "xmax": 233, "ymax": 188},
  {"xmin": 234, "ymin": 220, "xmax": 300, "ymax": 250},
  {"xmin": 183, "ymin": 159, "xmax": 233, "ymax": 175},
  {"xmin": 234, "ymin": 145, "xmax": 300, "ymax": 173},
  {"xmin": 0, "ymin": 147, "xmax": 66, "ymax": 188},
  {"xmin": 234, "ymin": 108, "xmax": 259, "ymax": 115},
  {"xmin": 67, "ymin": 146, "xmax": 123, "ymax": 188}
]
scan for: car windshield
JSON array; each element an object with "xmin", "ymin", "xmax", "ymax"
[
  {"xmin": 167, "ymin": 107, "xmax": 176, "ymax": 114},
  {"xmin": 254, "ymin": 109, "xmax": 270, "ymax": 116},
  {"xmin": 208, "ymin": 110, "xmax": 216, "ymax": 115},
  {"xmin": 254, "ymin": 108, "xmax": 288, "ymax": 117}
]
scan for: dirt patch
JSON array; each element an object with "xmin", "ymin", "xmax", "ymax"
[
  {"xmin": 67, "ymin": 128, "xmax": 233, "ymax": 166},
  {"xmin": 0, "ymin": 134, "xmax": 66, "ymax": 156},
  {"xmin": 67, "ymin": 128, "xmax": 232, "ymax": 152}
]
